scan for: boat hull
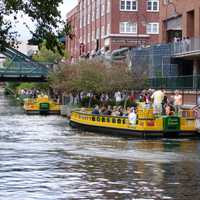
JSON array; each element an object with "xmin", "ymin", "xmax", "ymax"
[
  {"xmin": 25, "ymin": 110, "xmax": 60, "ymax": 115},
  {"xmin": 69, "ymin": 120, "xmax": 198, "ymax": 138}
]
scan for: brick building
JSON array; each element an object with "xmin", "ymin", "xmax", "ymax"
[
  {"xmin": 66, "ymin": 0, "xmax": 160, "ymax": 60},
  {"xmin": 160, "ymin": 0, "xmax": 200, "ymax": 42},
  {"xmin": 66, "ymin": 6, "xmax": 80, "ymax": 61},
  {"xmin": 159, "ymin": 0, "xmax": 200, "ymax": 87}
]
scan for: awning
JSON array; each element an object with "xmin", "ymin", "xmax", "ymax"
[{"xmin": 166, "ymin": 16, "xmax": 182, "ymax": 31}]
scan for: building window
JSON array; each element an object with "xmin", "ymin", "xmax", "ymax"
[
  {"xmin": 147, "ymin": 0, "xmax": 159, "ymax": 12},
  {"xmin": 120, "ymin": 22, "xmax": 137, "ymax": 33},
  {"xmin": 101, "ymin": 26, "xmax": 105, "ymax": 38},
  {"xmin": 96, "ymin": 0, "xmax": 100, "ymax": 19},
  {"xmin": 146, "ymin": 23, "xmax": 159, "ymax": 34},
  {"xmin": 88, "ymin": 6, "xmax": 91, "ymax": 24},
  {"xmin": 83, "ymin": 1, "xmax": 86, "ymax": 26},
  {"xmin": 96, "ymin": 7, "xmax": 100, "ymax": 19},
  {"xmin": 96, "ymin": 28, "xmax": 100, "ymax": 39},
  {"xmin": 121, "ymin": 1, "xmax": 125, "ymax": 10},
  {"xmin": 107, "ymin": 0, "xmax": 110, "ymax": 13},
  {"xmin": 101, "ymin": 1, "xmax": 105, "ymax": 16},
  {"xmin": 92, "ymin": 4, "xmax": 95, "ymax": 21},
  {"xmin": 88, "ymin": 32, "xmax": 90, "ymax": 43},
  {"xmin": 120, "ymin": 0, "xmax": 138, "ymax": 11},
  {"xmin": 106, "ymin": 23, "xmax": 110, "ymax": 35}
]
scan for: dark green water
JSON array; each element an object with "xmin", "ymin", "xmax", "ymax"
[{"xmin": 0, "ymin": 92, "xmax": 200, "ymax": 200}]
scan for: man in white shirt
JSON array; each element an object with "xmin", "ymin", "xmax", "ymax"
[
  {"xmin": 114, "ymin": 91, "xmax": 122, "ymax": 105},
  {"xmin": 151, "ymin": 89, "xmax": 164, "ymax": 115}
]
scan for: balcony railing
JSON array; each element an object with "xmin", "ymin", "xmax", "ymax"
[
  {"xmin": 172, "ymin": 37, "xmax": 200, "ymax": 56},
  {"xmin": 149, "ymin": 75, "xmax": 200, "ymax": 89}
]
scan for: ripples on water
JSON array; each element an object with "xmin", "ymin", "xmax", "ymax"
[{"xmin": 0, "ymin": 93, "xmax": 200, "ymax": 200}]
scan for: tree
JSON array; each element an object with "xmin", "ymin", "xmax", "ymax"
[
  {"xmin": 73, "ymin": 60, "xmax": 106, "ymax": 93},
  {"xmin": 32, "ymin": 42, "xmax": 67, "ymax": 64},
  {"xmin": 0, "ymin": 0, "xmax": 72, "ymax": 54},
  {"xmin": 48, "ymin": 62, "xmax": 80, "ymax": 94},
  {"xmin": 49, "ymin": 59, "xmax": 148, "ymax": 95}
]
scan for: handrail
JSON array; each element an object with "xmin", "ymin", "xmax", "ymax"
[
  {"xmin": 149, "ymin": 75, "xmax": 200, "ymax": 89},
  {"xmin": 171, "ymin": 37, "xmax": 200, "ymax": 55}
]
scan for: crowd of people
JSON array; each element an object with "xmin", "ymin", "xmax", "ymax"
[
  {"xmin": 19, "ymin": 89, "xmax": 40, "ymax": 99},
  {"xmin": 173, "ymin": 36, "xmax": 191, "ymax": 54},
  {"xmin": 91, "ymin": 105, "xmax": 137, "ymax": 125},
  {"xmin": 148, "ymin": 89, "xmax": 183, "ymax": 116},
  {"xmin": 90, "ymin": 89, "xmax": 183, "ymax": 121},
  {"xmin": 67, "ymin": 91, "xmax": 136, "ymax": 106},
  {"xmin": 18, "ymin": 89, "xmax": 49, "ymax": 99}
]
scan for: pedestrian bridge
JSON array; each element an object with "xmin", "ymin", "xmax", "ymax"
[{"xmin": 0, "ymin": 47, "xmax": 50, "ymax": 82}]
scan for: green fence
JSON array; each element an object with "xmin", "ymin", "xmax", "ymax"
[{"xmin": 149, "ymin": 75, "xmax": 200, "ymax": 89}]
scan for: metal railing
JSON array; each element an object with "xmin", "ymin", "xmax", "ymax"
[
  {"xmin": 171, "ymin": 37, "xmax": 200, "ymax": 56},
  {"xmin": 149, "ymin": 75, "xmax": 200, "ymax": 89}
]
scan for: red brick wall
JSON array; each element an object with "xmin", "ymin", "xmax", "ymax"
[
  {"xmin": 160, "ymin": 0, "xmax": 200, "ymax": 42},
  {"xmin": 66, "ymin": 0, "xmax": 160, "ymax": 60}
]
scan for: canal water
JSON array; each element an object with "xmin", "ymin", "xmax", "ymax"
[{"xmin": 0, "ymin": 92, "xmax": 200, "ymax": 200}]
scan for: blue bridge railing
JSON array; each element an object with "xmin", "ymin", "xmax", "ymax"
[{"xmin": 0, "ymin": 47, "xmax": 51, "ymax": 81}]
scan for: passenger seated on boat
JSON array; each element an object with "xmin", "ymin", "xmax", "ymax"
[
  {"xmin": 165, "ymin": 104, "xmax": 175, "ymax": 116},
  {"xmin": 118, "ymin": 106, "xmax": 124, "ymax": 117},
  {"xmin": 111, "ymin": 106, "xmax": 120, "ymax": 116},
  {"xmin": 80, "ymin": 107, "xmax": 86, "ymax": 113},
  {"xmin": 161, "ymin": 95, "xmax": 169, "ymax": 115},
  {"xmin": 123, "ymin": 107, "xmax": 130, "ymax": 117},
  {"xmin": 103, "ymin": 105, "xmax": 112, "ymax": 115},
  {"xmin": 92, "ymin": 105, "xmax": 100, "ymax": 115},
  {"xmin": 128, "ymin": 107, "xmax": 137, "ymax": 126},
  {"xmin": 100, "ymin": 106, "xmax": 107, "ymax": 114}
]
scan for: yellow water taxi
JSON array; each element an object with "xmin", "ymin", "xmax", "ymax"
[
  {"xmin": 23, "ymin": 96, "xmax": 60, "ymax": 115},
  {"xmin": 70, "ymin": 107, "xmax": 198, "ymax": 138}
]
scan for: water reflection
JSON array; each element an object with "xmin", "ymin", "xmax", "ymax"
[{"xmin": 0, "ymin": 93, "xmax": 200, "ymax": 199}]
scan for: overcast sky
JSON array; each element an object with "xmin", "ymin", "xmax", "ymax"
[{"xmin": 17, "ymin": 0, "xmax": 78, "ymax": 41}]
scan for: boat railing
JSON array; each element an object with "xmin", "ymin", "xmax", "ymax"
[
  {"xmin": 72, "ymin": 111, "xmax": 130, "ymax": 125},
  {"xmin": 191, "ymin": 105, "xmax": 200, "ymax": 119},
  {"xmin": 179, "ymin": 109, "xmax": 196, "ymax": 118},
  {"xmin": 137, "ymin": 108, "xmax": 154, "ymax": 119},
  {"xmin": 24, "ymin": 98, "xmax": 35, "ymax": 105}
]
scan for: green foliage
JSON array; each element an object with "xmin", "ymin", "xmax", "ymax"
[
  {"xmin": 6, "ymin": 82, "xmax": 49, "ymax": 93},
  {"xmin": 16, "ymin": 82, "xmax": 49, "ymax": 91},
  {"xmin": 5, "ymin": 82, "xmax": 20, "ymax": 91},
  {"xmin": 0, "ymin": 0, "xmax": 72, "ymax": 54},
  {"xmin": 17, "ymin": 83, "xmax": 35, "ymax": 90},
  {"xmin": 79, "ymin": 96, "xmax": 100, "ymax": 107},
  {"xmin": 49, "ymin": 59, "xmax": 148, "ymax": 95},
  {"xmin": 75, "ymin": 61, "xmax": 106, "ymax": 93},
  {"xmin": 32, "ymin": 42, "xmax": 66, "ymax": 63}
]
